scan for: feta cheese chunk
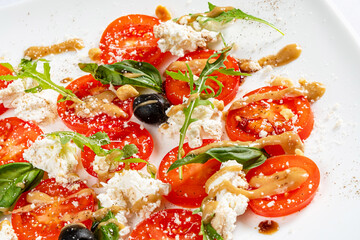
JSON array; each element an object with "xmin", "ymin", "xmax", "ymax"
[
  {"xmin": 0, "ymin": 79, "xmax": 56, "ymax": 124},
  {"xmin": 153, "ymin": 20, "xmax": 218, "ymax": 57},
  {"xmin": 12, "ymin": 92, "xmax": 56, "ymax": 124},
  {"xmin": 97, "ymin": 170, "xmax": 170, "ymax": 218},
  {"xmin": 207, "ymin": 161, "xmax": 249, "ymax": 240},
  {"xmin": 0, "ymin": 78, "xmax": 37, "ymax": 106},
  {"xmin": 160, "ymin": 98, "xmax": 223, "ymax": 148},
  {"xmin": 0, "ymin": 220, "xmax": 18, "ymax": 240},
  {"xmin": 23, "ymin": 135, "xmax": 79, "ymax": 183}
]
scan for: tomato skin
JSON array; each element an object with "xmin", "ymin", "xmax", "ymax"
[
  {"xmin": 100, "ymin": 14, "xmax": 172, "ymax": 67},
  {"xmin": 225, "ymin": 86, "xmax": 314, "ymax": 156},
  {"xmin": 157, "ymin": 139, "xmax": 221, "ymax": 208},
  {"xmin": 0, "ymin": 117, "xmax": 43, "ymax": 166},
  {"xmin": 246, "ymin": 155, "xmax": 320, "ymax": 217},
  {"xmin": 165, "ymin": 50, "xmax": 241, "ymax": 106},
  {"xmin": 81, "ymin": 122, "xmax": 154, "ymax": 178},
  {"xmin": 0, "ymin": 64, "xmax": 13, "ymax": 115},
  {"xmin": 12, "ymin": 178, "xmax": 96, "ymax": 240},
  {"xmin": 57, "ymin": 74, "xmax": 133, "ymax": 134},
  {"xmin": 129, "ymin": 209, "xmax": 202, "ymax": 240}
]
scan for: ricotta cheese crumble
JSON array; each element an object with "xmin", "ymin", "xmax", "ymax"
[
  {"xmin": 207, "ymin": 161, "xmax": 249, "ymax": 240},
  {"xmin": 153, "ymin": 20, "xmax": 218, "ymax": 57},
  {"xmin": 23, "ymin": 135, "xmax": 79, "ymax": 184},
  {"xmin": 0, "ymin": 78, "xmax": 56, "ymax": 124},
  {"xmin": 97, "ymin": 170, "xmax": 170, "ymax": 219},
  {"xmin": 0, "ymin": 220, "xmax": 18, "ymax": 240},
  {"xmin": 160, "ymin": 98, "xmax": 224, "ymax": 148}
]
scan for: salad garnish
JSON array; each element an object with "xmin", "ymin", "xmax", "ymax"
[
  {"xmin": 79, "ymin": 60, "xmax": 163, "ymax": 93},
  {"xmin": 47, "ymin": 131, "xmax": 143, "ymax": 164},
  {"xmin": 92, "ymin": 209, "xmax": 121, "ymax": 240},
  {"xmin": 0, "ymin": 59, "xmax": 82, "ymax": 104},
  {"xmin": 0, "ymin": 162, "xmax": 44, "ymax": 213},
  {"xmin": 168, "ymin": 146, "xmax": 268, "ymax": 172},
  {"xmin": 165, "ymin": 46, "xmax": 248, "ymax": 179},
  {"xmin": 178, "ymin": 2, "xmax": 284, "ymax": 35}
]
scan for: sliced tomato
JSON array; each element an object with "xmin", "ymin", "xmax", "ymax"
[
  {"xmin": 12, "ymin": 178, "xmax": 96, "ymax": 240},
  {"xmin": 81, "ymin": 121, "xmax": 154, "ymax": 178},
  {"xmin": 165, "ymin": 50, "xmax": 241, "ymax": 106},
  {"xmin": 129, "ymin": 209, "xmax": 202, "ymax": 240},
  {"xmin": 0, "ymin": 117, "xmax": 43, "ymax": 166},
  {"xmin": 226, "ymin": 86, "xmax": 314, "ymax": 155},
  {"xmin": 57, "ymin": 74, "xmax": 133, "ymax": 134},
  {"xmin": 0, "ymin": 64, "xmax": 13, "ymax": 115},
  {"xmin": 157, "ymin": 140, "xmax": 221, "ymax": 208},
  {"xmin": 246, "ymin": 155, "xmax": 320, "ymax": 217},
  {"xmin": 100, "ymin": 14, "xmax": 172, "ymax": 67}
]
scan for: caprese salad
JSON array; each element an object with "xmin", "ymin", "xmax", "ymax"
[{"xmin": 0, "ymin": 2, "xmax": 325, "ymax": 240}]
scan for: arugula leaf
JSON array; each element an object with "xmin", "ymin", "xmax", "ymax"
[
  {"xmin": 79, "ymin": 60, "xmax": 163, "ymax": 92},
  {"xmin": 201, "ymin": 222, "xmax": 224, "ymax": 240},
  {"xmin": 165, "ymin": 70, "xmax": 190, "ymax": 82},
  {"xmin": 47, "ymin": 131, "xmax": 140, "ymax": 166},
  {"xmin": 175, "ymin": 47, "xmax": 248, "ymax": 179},
  {"xmin": 187, "ymin": 2, "xmax": 283, "ymax": 35},
  {"xmin": 93, "ymin": 210, "xmax": 120, "ymax": 240},
  {"xmin": 0, "ymin": 59, "xmax": 82, "ymax": 103},
  {"xmin": 0, "ymin": 63, "xmax": 14, "ymax": 72},
  {"xmin": 48, "ymin": 131, "xmax": 112, "ymax": 156},
  {"xmin": 168, "ymin": 146, "xmax": 267, "ymax": 172},
  {"xmin": 0, "ymin": 162, "xmax": 44, "ymax": 212}
]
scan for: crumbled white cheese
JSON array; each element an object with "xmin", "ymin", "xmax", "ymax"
[
  {"xmin": 23, "ymin": 135, "xmax": 79, "ymax": 183},
  {"xmin": 0, "ymin": 220, "xmax": 18, "ymax": 240},
  {"xmin": 208, "ymin": 161, "xmax": 249, "ymax": 240},
  {"xmin": 160, "ymin": 98, "xmax": 223, "ymax": 148},
  {"xmin": 153, "ymin": 20, "xmax": 218, "ymax": 57},
  {"xmin": 97, "ymin": 170, "xmax": 170, "ymax": 219},
  {"xmin": 0, "ymin": 79, "xmax": 56, "ymax": 124},
  {"xmin": 12, "ymin": 92, "xmax": 56, "ymax": 124},
  {"xmin": 0, "ymin": 78, "xmax": 37, "ymax": 107}
]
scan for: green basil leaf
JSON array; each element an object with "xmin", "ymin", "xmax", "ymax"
[
  {"xmin": 168, "ymin": 146, "xmax": 267, "ymax": 172},
  {"xmin": 0, "ymin": 162, "xmax": 44, "ymax": 212},
  {"xmin": 93, "ymin": 211, "xmax": 120, "ymax": 240},
  {"xmin": 202, "ymin": 222, "xmax": 224, "ymax": 240},
  {"xmin": 79, "ymin": 60, "xmax": 163, "ymax": 93}
]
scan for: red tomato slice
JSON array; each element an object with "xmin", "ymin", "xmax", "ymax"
[
  {"xmin": 0, "ymin": 64, "xmax": 13, "ymax": 115},
  {"xmin": 165, "ymin": 50, "xmax": 241, "ymax": 106},
  {"xmin": 129, "ymin": 209, "xmax": 202, "ymax": 240},
  {"xmin": 226, "ymin": 86, "xmax": 314, "ymax": 155},
  {"xmin": 12, "ymin": 178, "xmax": 96, "ymax": 240},
  {"xmin": 100, "ymin": 14, "xmax": 172, "ymax": 67},
  {"xmin": 0, "ymin": 117, "xmax": 43, "ymax": 166},
  {"xmin": 57, "ymin": 74, "xmax": 133, "ymax": 134},
  {"xmin": 81, "ymin": 121, "xmax": 154, "ymax": 178},
  {"xmin": 157, "ymin": 140, "xmax": 221, "ymax": 208},
  {"xmin": 246, "ymin": 155, "xmax": 320, "ymax": 217}
]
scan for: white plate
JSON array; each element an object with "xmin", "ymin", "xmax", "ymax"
[{"xmin": 1, "ymin": 0, "xmax": 360, "ymax": 239}]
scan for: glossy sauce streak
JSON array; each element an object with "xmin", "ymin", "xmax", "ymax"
[
  {"xmin": 258, "ymin": 44, "xmax": 302, "ymax": 67},
  {"xmin": 258, "ymin": 220, "xmax": 279, "ymax": 235},
  {"xmin": 24, "ymin": 38, "xmax": 84, "ymax": 59},
  {"xmin": 73, "ymin": 90, "xmax": 127, "ymax": 118},
  {"xmin": 189, "ymin": 131, "xmax": 304, "ymax": 156},
  {"xmin": 229, "ymin": 80, "xmax": 325, "ymax": 110}
]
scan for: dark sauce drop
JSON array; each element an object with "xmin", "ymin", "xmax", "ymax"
[{"xmin": 258, "ymin": 220, "xmax": 279, "ymax": 235}]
